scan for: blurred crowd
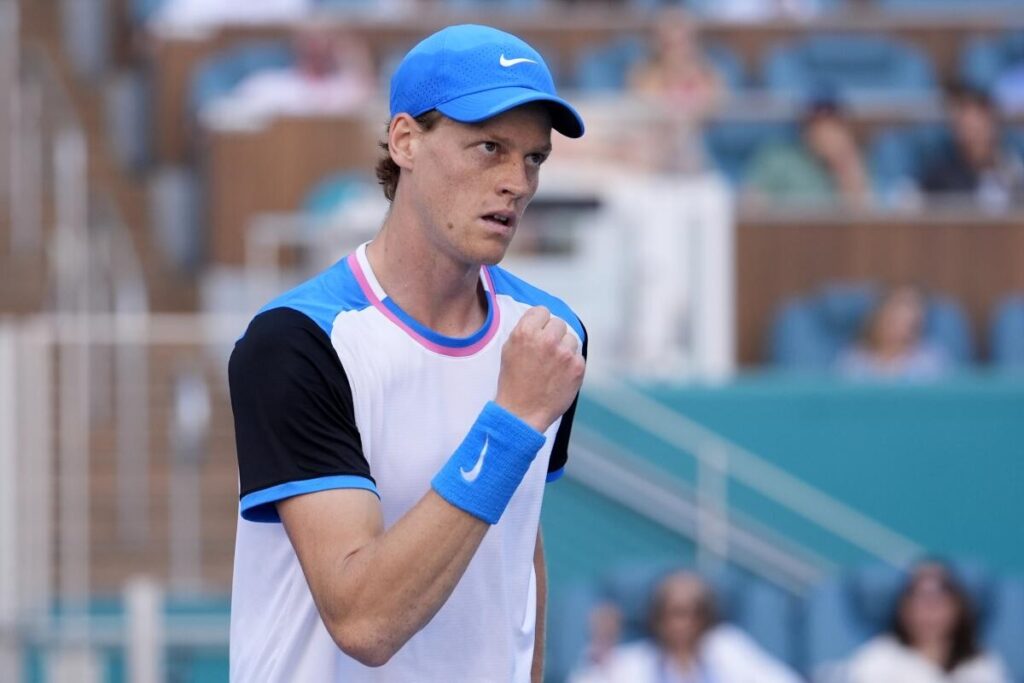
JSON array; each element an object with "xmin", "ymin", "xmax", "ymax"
[{"xmin": 571, "ymin": 561, "xmax": 1012, "ymax": 683}]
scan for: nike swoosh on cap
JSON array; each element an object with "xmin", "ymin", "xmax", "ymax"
[
  {"xmin": 499, "ymin": 54, "xmax": 537, "ymax": 67},
  {"xmin": 460, "ymin": 437, "xmax": 489, "ymax": 483}
]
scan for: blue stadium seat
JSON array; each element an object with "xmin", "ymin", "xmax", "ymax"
[
  {"xmin": 867, "ymin": 124, "xmax": 948, "ymax": 190},
  {"xmin": 961, "ymin": 31, "xmax": 1024, "ymax": 92},
  {"xmin": 768, "ymin": 283, "xmax": 974, "ymax": 370},
  {"xmin": 703, "ymin": 121, "xmax": 798, "ymax": 184},
  {"xmin": 130, "ymin": 0, "xmax": 165, "ymax": 24},
  {"xmin": 572, "ymin": 37, "xmax": 745, "ymax": 92},
  {"xmin": 806, "ymin": 564, "xmax": 1023, "ymax": 681},
  {"xmin": 880, "ymin": 0, "xmax": 1023, "ymax": 12},
  {"xmin": 991, "ymin": 295, "xmax": 1024, "ymax": 369},
  {"xmin": 762, "ymin": 35, "xmax": 937, "ymax": 106},
  {"xmin": 302, "ymin": 172, "xmax": 374, "ymax": 219},
  {"xmin": 596, "ymin": 562, "xmax": 801, "ymax": 667},
  {"xmin": 189, "ymin": 41, "xmax": 295, "ymax": 117},
  {"xmin": 985, "ymin": 578, "xmax": 1024, "ymax": 682},
  {"xmin": 546, "ymin": 582, "xmax": 600, "ymax": 683}
]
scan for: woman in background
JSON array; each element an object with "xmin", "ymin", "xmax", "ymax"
[
  {"xmin": 570, "ymin": 571, "xmax": 803, "ymax": 683},
  {"xmin": 846, "ymin": 562, "xmax": 1009, "ymax": 683},
  {"xmin": 837, "ymin": 286, "xmax": 951, "ymax": 381}
]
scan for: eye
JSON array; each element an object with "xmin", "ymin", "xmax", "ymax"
[
  {"xmin": 479, "ymin": 141, "xmax": 499, "ymax": 154},
  {"xmin": 527, "ymin": 152, "xmax": 548, "ymax": 167}
]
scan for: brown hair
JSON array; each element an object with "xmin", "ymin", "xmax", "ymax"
[
  {"xmin": 375, "ymin": 110, "xmax": 443, "ymax": 201},
  {"xmin": 890, "ymin": 561, "xmax": 982, "ymax": 672}
]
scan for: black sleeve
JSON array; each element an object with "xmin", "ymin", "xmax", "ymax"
[
  {"xmin": 547, "ymin": 320, "xmax": 587, "ymax": 481},
  {"xmin": 229, "ymin": 307, "xmax": 372, "ymax": 522}
]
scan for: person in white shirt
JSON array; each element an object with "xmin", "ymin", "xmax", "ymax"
[
  {"xmin": 570, "ymin": 571, "xmax": 804, "ymax": 683},
  {"xmin": 845, "ymin": 562, "xmax": 1010, "ymax": 683}
]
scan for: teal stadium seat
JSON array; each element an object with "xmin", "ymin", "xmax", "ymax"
[
  {"xmin": 704, "ymin": 121, "xmax": 799, "ymax": 184},
  {"xmin": 189, "ymin": 41, "xmax": 295, "ymax": 119},
  {"xmin": 879, "ymin": 0, "xmax": 1023, "ymax": 12},
  {"xmin": 806, "ymin": 564, "xmax": 1024, "ymax": 683},
  {"xmin": 302, "ymin": 172, "xmax": 374, "ymax": 219},
  {"xmin": 762, "ymin": 35, "xmax": 937, "ymax": 106},
  {"xmin": 991, "ymin": 295, "xmax": 1024, "ymax": 370},
  {"xmin": 961, "ymin": 31, "xmax": 1024, "ymax": 93},
  {"xmin": 768, "ymin": 283, "xmax": 974, "ymax": 370}
]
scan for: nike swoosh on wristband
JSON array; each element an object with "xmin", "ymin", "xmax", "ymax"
[
  {"xmin": 499, "ymin": 54, "xmax": 537, "ymax": 67},
  {"xmin": 460, "ymin": 437, "xmax": 489, "ymax": 483}
]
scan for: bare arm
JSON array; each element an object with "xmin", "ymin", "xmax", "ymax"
[
  {"xmin": 532, "ymin": 530, "xmax": 547, "ymax": 683},
  {"xmin": 279, "ymin": 488, "xmax": 488, "ymax": 667}
]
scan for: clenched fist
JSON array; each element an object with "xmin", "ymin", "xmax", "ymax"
[{"xmin": 495, "ymin": 306, "xmax": 586, "ymax": 433}]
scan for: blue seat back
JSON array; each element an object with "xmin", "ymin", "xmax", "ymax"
[
  {"xmin": 704, "ymin": 121, "xmax": 799, "ymax": 184},
  {"xmin": 762, "ymin": 35, "xmax": 937, "ymax": 105},
  {"xmin": 302, "ymin": 172, "xmax": 373, "ymax": 218},
  {"xmin": 769, "ymin": 283, "xmax": 974, "ymax": 370},
  {"xmin": 961, "ymin": 31, "xmax": 1024, "ymax": 92},
  {"xmin": 991, "ymin": 295, "xmax": 1024, "ymax": 369},
  {"xmin": 573, "ymin": 37, "xmax": 745, "ymax": 92},
  {"xmin": 189, "ymin": 41, "xmax": 295, "ymax": 116}
]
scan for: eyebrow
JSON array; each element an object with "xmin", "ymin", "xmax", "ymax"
[{"xmin": 474, "ymin": 129, "xmax": 551, "ymax": 155}]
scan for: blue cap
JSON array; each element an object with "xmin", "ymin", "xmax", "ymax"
[{"xmin": 390, "ymin": 24, "xmax": 584, "ymax": 138}]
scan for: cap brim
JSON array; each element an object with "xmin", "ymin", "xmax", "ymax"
[{"xmin": 436, "ymin": 86, "xmax": 585, "ymax": 138}]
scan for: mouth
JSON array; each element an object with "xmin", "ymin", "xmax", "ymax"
[{"xmin": 480, "ymin": 210, "xmax": 518, "ymax": 231}]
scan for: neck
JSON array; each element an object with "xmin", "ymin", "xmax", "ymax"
[{"xmin": 365, "ymin": 204, "xmax": 487, "ymax": 338}]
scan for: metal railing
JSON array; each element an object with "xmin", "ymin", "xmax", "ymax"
[{"xmin": 586, "ymin": 379, "xmax": 926, "ymax": 568}]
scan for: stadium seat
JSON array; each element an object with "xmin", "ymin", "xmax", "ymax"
[
  {"xmin": 302, "ymin": 172, "xmax": 375, "ymax": 219},
  {"xmin": 572, "ymin": 37, "xmax": 745, "ymax": 92},
  {"xmin": 806, "ymin": 563, "xmax": 1023, "ymax": 682},
  {"xmin": 188, "ymin": 41, "xmax": 295, "ymax": 118},
  {"xmin": 768, "ymin": 283, "xmax": 974, "ymax": 370},
  {"xmin": 991, "ymin": 295, "xmax": 1024, "ymax": 369},
  {"xmin": 880, "ymin": 0, "xmax": 1023, "ymax": 12},
  {"xmin": 130, "ymin": 0, "xmax": 165, "ymax": 24},
  {"xmin": 704, "ymin": 121, "xmax": 799, "ymax": 184},
  {"xmin": 960, "ymin": 31, "xmax": 1024, "ymax": 93},
  {"xmin": 761, "ymin": 35, "xmax": 937, "ymax": 106},
  {"xmin": 596, "ymin": 561, "xmax": 801, "ymax": 667}
]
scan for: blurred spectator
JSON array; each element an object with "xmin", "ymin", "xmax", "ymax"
[
  {"xmin": 922, "ymin": 85, "xmax": 1024, "ymax": 211},
  {"xmin": 201, "ymin": 26, "xmax": 375, "ymax": 127},
  {"xmin": 608, "ymin": 10, "xmax": 725, "ymax": 174},
  {"xmin": 569, "ymin": 571, "xmax": 802, "ymax": 683},
  {"xmin": 845, "ymin": 562, "xmax": 1010, "ymax": 683},
  {"xmin": 744, "ymin": 95, "xmax": 872, "ymax": 208},
  {"xmin": 628, "ymin": 10, "xmax": 725, "ymax": 124},
  {"xmin": 837, "ymin": 286, "xmax": 951, "ymax": 381}
]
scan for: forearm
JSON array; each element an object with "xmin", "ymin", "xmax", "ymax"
[
  {"xmin": 315, "ymin": 491, "xmax": 489, "ymax": 663},
  {"xmin": 532, "ymin": 532, "xmax": 547, "ymax": 683}
]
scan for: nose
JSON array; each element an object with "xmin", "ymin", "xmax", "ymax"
[{"xmin": 497, "ymin": 158, "xmax": 531, "ymax": 200}]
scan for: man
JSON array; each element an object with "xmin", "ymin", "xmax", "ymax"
[
  {"xmin": 922, "ymin": 84, "xmax": 1024, "ymax": 210},
  {"xmin": 228, "ymin": 24, "xmax": 587, "ymax": 682}
]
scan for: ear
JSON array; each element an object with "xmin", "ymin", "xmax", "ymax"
[{"xmin": 388, "ymin": 113, "xmax": 418, "ymax": 172}]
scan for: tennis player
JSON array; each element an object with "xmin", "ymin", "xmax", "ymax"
[{"xmin": 228, "ymin": 24, "xmax": 587, "ymax": 682}]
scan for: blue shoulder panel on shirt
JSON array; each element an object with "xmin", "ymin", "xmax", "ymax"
[
  {"xmin": 256, "ymin": 256, "xmax": 370, "ymax": 336},
  {"xmin": 489, "ymin": 266, "xmax": 585, "ymax": 341}
]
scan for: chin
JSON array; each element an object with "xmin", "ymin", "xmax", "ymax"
[{"xmin": 464, "ymin": 235, "xmax": 512, "ymax": 267}]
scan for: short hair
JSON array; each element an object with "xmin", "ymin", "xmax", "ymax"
[
  {"xmin": 375, "ymin": 110, "xmax": 443, "ymax": 202},
  {"xmin": 646, "ymin": 571, "xmax": 718, "ymax": 640}
]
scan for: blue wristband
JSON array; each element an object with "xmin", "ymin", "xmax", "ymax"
[{"xmin": 432, "ymin": 402, "xmax": 547, "ymax": 524}]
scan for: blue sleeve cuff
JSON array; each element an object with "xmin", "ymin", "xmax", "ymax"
[
  {"xmin": 546, "ymin": 468, "xmax": 565, "ymax": 483},
  {"xmin": 240, "ymin": 475, "xmax": 379, "ymax": 523}
]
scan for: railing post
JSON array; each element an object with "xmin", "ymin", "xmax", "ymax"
[
  {"xmin": 696, "ymin": 440, "xmax": 730, "ymax": 573},
  {"xmin": 125, "ymin": 576, "xmax": 165, "ymax": 683},
  {"xmin": 0, "ymin": 322, "xmax": 19, "ymax": 682},
  {"xmin": 169, "ymin": 368, "xmax": 210, "ymax": 592}
]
